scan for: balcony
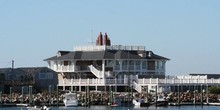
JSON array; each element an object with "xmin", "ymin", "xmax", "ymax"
[{"xmin": 55, "ymin": 66, "xmax": 74, "ymax": 72}]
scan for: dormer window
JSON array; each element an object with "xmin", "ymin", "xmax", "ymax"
[
  {"xmin": 138, "ymin": 51, "xmax": 146, "ymax": 57},
  {"xmin": 56, "ymin": 51, "xmax": 70, "ymax": 57},
  {"xmin": 57, "ymin": 52, "xmax": 61, "ymax": 57}
]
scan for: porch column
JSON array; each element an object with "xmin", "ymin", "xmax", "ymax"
[
  {"xmin": 140, "ymin": 61, "xmax": 143, "ymax": 72},
  {"xmin": 72, "ymin": 61, "xmax": 76, "ymax": 72},
  {"xmin": 119, "ymin": 60, "xmax": 123, "ymax": 71},
  {"xmin": 79, "ymin": 86, "xmax": 81, "ymax": 92},
  {"xmin": 102, "ymin": 60, "xmax": 105, "ymax": 78},
  {"xmin": 96, "ymin": 86, "xmax": 98, "ymax": 91}
]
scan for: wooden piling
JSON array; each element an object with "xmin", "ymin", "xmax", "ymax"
[
  {"xmin": 57, "ymin": 85, "xmax": 59, "ymax": 107},
  {"xmin": 178, "ymin": 84, "xmax": 180, "ymax": 106},
  {"xmin": 155, "ymin": 85, "xmax": 157, "ymax": 108}
]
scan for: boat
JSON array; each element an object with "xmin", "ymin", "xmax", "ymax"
[
  {"xmin": 110, "ymin": 97, "xmax": 134, "ymax": 107},
  {"xmin": 110, "ymin": 97, "xmax": 121, "ymax": 107},
  {"xmin": 153, "ymin": 95, "xmax": 168, "ymax": 107},
  {"xmin": 63, "ymin": 92, "xmax": 78, "ymax": 107},
  {"xmin": 133, "ymin": 98, "xmax": 150, "ymax": 107},
  {"xmin": 27, "ymin": 105, "xmax": 51, "ymax": 110}
]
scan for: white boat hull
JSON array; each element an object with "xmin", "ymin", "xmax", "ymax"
[
  {"xmin": 133, "ymin": 99, "xmax": 140, "ymax": 106},
  {"xmin": 63, "ymin": 99, "xmax": 78, "ymax": 107}
]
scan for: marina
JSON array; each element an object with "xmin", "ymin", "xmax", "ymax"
[
  {"xmin": 1, "ymin": 0, "xmax": 219, "ymax": 110},
  {"xmin": 2, "ymin": 106, "xmax": 220, "ymax": 110},
  {"xmin": 1, "ymin": 33, "xmax": 220, "ymax": 110}
]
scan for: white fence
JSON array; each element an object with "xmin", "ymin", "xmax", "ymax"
[{"xmin": 58, "ymin": 78, "xmax": 220, "ymax": 87}]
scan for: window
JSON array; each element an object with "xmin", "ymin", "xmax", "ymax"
[
  {"xmin": 162, "ymin": 61, "xmax": 165, "ymax": 69},
  {"xmin": 106, "ymin": 60, "xmax": 114, "ymax": 67},
  {"xmin": 156, "ymin": 61, "xmax": 160, "ymax": 69},
  {"xmin": 0, "ymin": 73, "xmax": 5, "ymax": 80},
  {"xmin": 64, "ymin": 61, "xmax": 69, "ymax": 66},
  {"xmin": 47, "ymin": 73, "xmax": 53, "ymax": 79},
  {"xmin": 39, "ymin": 73, "xmax": 46, "ymax": 79},
  {"xmin": 7, "ymin": 74, "xmax": 13, "ymax": 80},
  {"xmin": 39, "ymin": 72, "xmax": 53, "ymax": 79},
  {"xmin": 142, "ymin": 61, "xmax": 147, "ymax": 69}
]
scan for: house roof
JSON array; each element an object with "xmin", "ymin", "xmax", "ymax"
[
  {"xmin": 44, "ymin": 50, "xmax": 170, "ymax": 61},
  {"xmin": 0, "ymin": 67, "xmax": 56, "ymax": 75}
]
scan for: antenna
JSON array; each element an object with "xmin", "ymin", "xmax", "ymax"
[
  {"xmin": 12, "ymin": 60, "xmax": 14, "ymax": 69},
  {"xmin": 91, "ymin": 29, "xmax": 93, "ymax": 43},
  {"xmin": 88, "ymin": 29, "xmax": 95, "ymax": 45}
]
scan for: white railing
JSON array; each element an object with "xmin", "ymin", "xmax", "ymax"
[
  {"xmin": 59, "ymin": 78, "xmax": 220, "ymax": 90},
  {"xmin": 105, "ymin": 71, "xmax": 113, "ymax": 77},
  {"xmin": 88, "ymin": 65, "xmax": 103, "ymax": 78},
  {"xmin": 137, "ymin": 78, "xmax": 220, "ymax": 84},
  {"xmin": 133, "ymin": 81, "xmax": 142, "ymax": 93},
  {"xmin": 55, "ymin": 65, "xmax": 74, "ymax": 72},
  {"xmin": 59, "ymin": 78, "xmax": 105, "ymax": 86},
  {"xmin": 74, "ymin": 45, "xmax": 145, "ymax": 51}
]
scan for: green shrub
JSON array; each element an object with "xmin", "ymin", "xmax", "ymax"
[{"xmin": 208, "ymin": 86, "xmax": 220, "ymax": 94}]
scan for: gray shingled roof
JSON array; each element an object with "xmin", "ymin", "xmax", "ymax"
[
  {"xmin": 114, "ymin": 50, "xmax": 142, "ymax": 59},
  {"xmin": 44, "ymin": 50, "xmax": 169, "ymax": 61},
  {"xmin": 0, "ymin": 67, "xmax": 56, "ymax": 79}
]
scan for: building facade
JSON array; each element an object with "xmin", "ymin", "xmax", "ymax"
[
  {"xmin": 45, "ymin": 32, "xmax": 169, "ymax": 92},
  {"xmin": 0, "ymin": 67, "xmax": 58, "ymax": 93}
]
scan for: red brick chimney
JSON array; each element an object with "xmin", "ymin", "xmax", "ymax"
[
  {"xmin": 104, "ymin": 32, "xmax": 107, "ymax": 45},
  {"xmin": 96, "ymin": 32, "xmax": 111, "ymax": 46},
  {"xmin": 96, "ymin": 32, "xmax": 103, "ymax": 46},
  {"xmin": 99, "ymin": 32, "xmax": 103, "ymax": 45}
]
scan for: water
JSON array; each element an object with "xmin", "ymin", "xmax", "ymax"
[{"xmin": 1, "ymin": 106, "xmax": 220, "ymax": 110}]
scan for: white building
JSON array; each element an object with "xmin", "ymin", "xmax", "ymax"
[{"xmin": 44, "ymin": 32, "xmax": 169, "ymax": 93}]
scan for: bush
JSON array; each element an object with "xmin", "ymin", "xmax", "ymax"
[{"xmin": 208, "ymin": 86, "xmax": 220, "ymax": 94}]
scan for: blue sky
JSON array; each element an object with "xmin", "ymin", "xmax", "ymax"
[{"xmin": 0, "ymin": 0, "xmax": 220, "ymax": 75}]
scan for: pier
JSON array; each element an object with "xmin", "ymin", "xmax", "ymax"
[{"xmin": 58, "ymin": 76, "xmax": 220, "ymax": 93}]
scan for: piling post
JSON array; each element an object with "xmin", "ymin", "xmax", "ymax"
[
  {"xmin": 71, "ymin": 86, "xmax": 73, "ymax": 92},
  {"xmin": 194, "ymin": 85, "xmax": 196, "ymax": 106},
  {"xmin": 155, "ymin": 85, "xmax": 157, "ymax": 108},
  {"xmin": 88, "ymin": 86, "xmax": 90, "ymax": 107},
  {"xmin": 0, "ymin": 91, "xmax": 2, "ymax": 107},
  {"xmin": 21, "ymin": 86, "xmax": 24, "ymax": 104},
  {"xmin": 146, "ymin": 86, "xmax": 148, "ymax": 103},
  {"xmin": 178, "ymin": 84, "xmax": 180, "ymax": 106},
  {"xmin": 202, "ymin": 89, "xmax": 204, "ymax": 107},
  {"xmin": 206, "ymin": 84, "xmax": 209, "ymax": 104},
  {"xmin": 85, "ymin": 86, "xmax": 87, "ymax": 107},
  {"xmin": 200, "ymin": 84, "xmax": 202, "ymax": 107},
  {"xmin": 194, "ymin": 90, "xmax": 196, "ymax": 106},
  {"xmin": 49, "ymin": 85, "xmax": 51, "ymax": 106},
  {"xmin": 75, "ymin": 86, "xmax": 77, "ymax": 100},
  {"xmin": 10, "ymin": 87, "xmax": 12, "ymax": 103},
  {"xmin": 100, "ymin": 92, "xmax": 103, "ymax": 105},
  {"xmin": 29, "ymin": 85, "xmax": 32, "ymax": 106},
  {"xmin": 56, "ymin": 85, "xmax": 59, "ymax": 107},
  {"xmin": 109, "ymin": 85, "xmax": 112, "ymax": 106},
  {"xmin": 131, "ymin": 85, "xmax": 133, "ymax": 100}
]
